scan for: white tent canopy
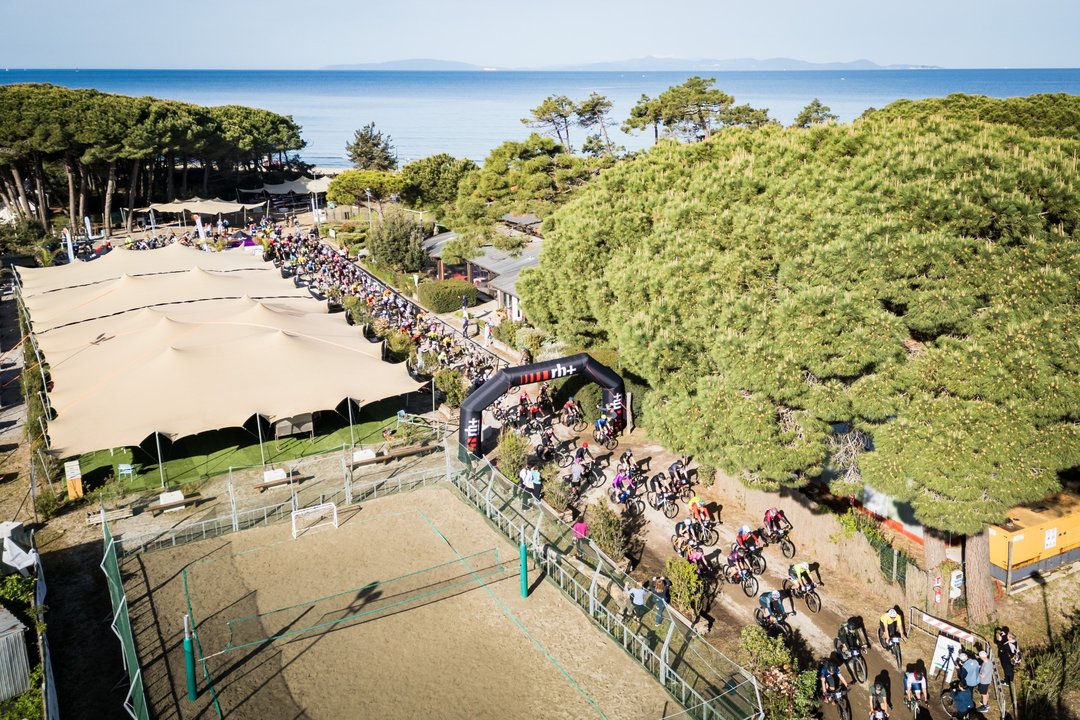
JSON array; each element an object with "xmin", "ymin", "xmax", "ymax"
[
  {"xmin": 144, "ymin": 197, "xmax": 266, "ymax": 214},
  {"xmin": 239, "ymin": 176, "xmax": 333, "ymax": 195},
  {"xmin": 16, "ymin": 247, "xmax": 420, "ymax": 457}
]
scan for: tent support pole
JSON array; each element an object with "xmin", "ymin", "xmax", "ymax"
[
  {"xmin": 347, "ymin": 400, "xmax": 355, "ymax": 449},
  {"xmin": 257, "ymin": 416, "xmax": 266, "ymax": 467},
  {"xmin": 155, "ymin": 433, "xmax": 166, "ymax": 489}
]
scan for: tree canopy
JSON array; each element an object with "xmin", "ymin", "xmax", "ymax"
[
  {"xmin": 622, "ymin": 77, "xmax": 774, "ymax": 143},
  {"xmin": 399, "ymin": 153, "xmax": 477, "ymax": 213},
  {"xmin": 792, "ymin": 98, "xmax": 838, "ymax": 128},
  {"xmin": 520, "ymin": 112, "xmax": 1080, "ymax": 541},
  {"xmin": 866, "ymin": 92, "xmax": 1080, "ymax": 140},
  {"xmin": 345, "ymin": 122, "xmax": 397, "ymax": 171}
]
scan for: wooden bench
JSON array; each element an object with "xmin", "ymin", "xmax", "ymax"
[
  {"xmin": 352, "ymin": 444, "xmax": 435, "ymax": 468},
  {"xmin": 146, "ymin": 493, "xmax": 201, "ymax": 516},
  {"xmin": 85, "ymin": 507, "xmax": 134, "ymax": 526},
  {"xmin": 254, "ymin": 467, "xmax": 296, "ymax": 492}
]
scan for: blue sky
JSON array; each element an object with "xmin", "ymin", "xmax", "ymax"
[{"xmin": 2, "ymin": 0, "xmax": 1076, "ymax": 69}]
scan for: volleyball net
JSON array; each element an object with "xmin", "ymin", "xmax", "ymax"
[{"xmin": 196, "ymin": 547, "xmax": 512, "ymax": 658}]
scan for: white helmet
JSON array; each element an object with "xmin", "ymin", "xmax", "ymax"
[
  {"xmin": 771, "ymin": 590, "xmax": 780, "ymax": 600},
  {"xmin": 740, "ymin": 525, "xmax": 751, "ymax": 535}
]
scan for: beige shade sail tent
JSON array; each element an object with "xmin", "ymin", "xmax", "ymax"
[
  {"xmin": 16, "ymin": 246, "xmax": 421, "ymax": 458},
  {"xmin": 16, "ymin": 242, "xmax": 271, "ymax": 299}
]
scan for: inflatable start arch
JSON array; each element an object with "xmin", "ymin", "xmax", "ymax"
[{"xmin": 458, "ymin": 353, "xmax": 625, "ymax": 455}]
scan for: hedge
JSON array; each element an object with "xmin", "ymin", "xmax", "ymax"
[{"xmin": 418, "ymin": 279, "xmax": 478, "ymax": 313}]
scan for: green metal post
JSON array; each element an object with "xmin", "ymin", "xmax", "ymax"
[
  {"xmin": 519, "ymin": 543, "xmax": 528, "ymax": 598},
  {"xmin": 183, "ymin": 614, "xmax": 197, "ymax": 701}
]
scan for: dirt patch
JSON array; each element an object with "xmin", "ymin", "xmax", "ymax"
[{"xmin": 127, "ymin": 484, "xmax": 674, "ymax": 719}]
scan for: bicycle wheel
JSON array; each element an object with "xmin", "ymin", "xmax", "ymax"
[
  {"xmin": 628, "ymin": 498, "xmax": 645, "ymax": 516},
  {"xmin": 678, "ymin": 482, "xmax": 692, "ymax": 501},
  {"xmin": 604, "ymin": 435, "xmax": 619, "ymax": 451},
  {"xmin": 749, "ymin": 553, "xmax": 767, "ymax": 575},
  {"xmin": 892, "ymin": 641, "xmax": 903, "ymax": 671},
  {"xmin": 753, "ymin": 607, "xmax": 767, "ymax": 626},
  {"xmin": 772, "ymin": 621, "xmax": 792, "ymax": 642},
  {"xmin": 838, "ymin": 695, "xmax": 851, "ymax": 720},
  {"xmin": 742, "ymin": 574, "xmax": 758, "ymax": 597},
  {"xmin": 572, "ymin": 417, "xmax": 587, "ymax": 432},
  {"xmin": 663, "ymin": 500, "xmax": 679, "ymax": 519},
  {"xmin": 806, "ymin": 591, "xmax": 822, "ymax": 614},
  {"xmin": 557, "ymin": 453, "xmax": 572, "ymax": 469},
  {"xmin": 646, "ymin": 490, "xmax": 660, "ymax": 509},
  {"xmin": 607, "ymin": 487, "xmax": 618, "ymax": 503},
  {"xmin": 780, "ymin": 538, "xmax": 796, "ymax": 559},
  {"xmin": 782, "ymin": 578, "xmax": 794, "ymax": 595},
  {"xmin": 508, "ymin": 384, "xmax": 520, "ymax": 395},
  {"xmin": 589, "ymin": 469, "xmax": 606, "ymax": 489},
  {"xmin": 850, "ymin": 655, "xmax": 867, "ymax": 684}
]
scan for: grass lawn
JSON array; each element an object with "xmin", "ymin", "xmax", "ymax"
[{"xmin": 76, "ymin": 397, "xmax": 411, "ymax": 494}]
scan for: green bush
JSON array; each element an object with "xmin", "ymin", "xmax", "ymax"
[
  {"xmin": 698, "ymin": 464, "xmax": 717, "ymax": 488},
  {"xmin": 1017, "ymin": 612, "xmax": 1080, "ymax": 719},
  {"xmin": 585, "ymin": 501, "xmax": 626, "ymax": 560},
  {"xmin": 497, "ymin": 430, "xmax": 531, "ymax": 483},
  {"xmin": 0, "ymin": 664, "xmax": 43, "ymax": 719},
  {"xmin": 738, "ymin": 626, "xmax": 820, "ymax": 720},
  {"xmin": 385, "ymin": 330, "xmax": 417, "ymax": 364},
  {"xmin": 492, "ymin": 320, "xmax": 524, "ymax": 347},
  {"xmin": 516, "ymin": 326, "xmax": 547, "ymax": 355},
  {"xmin": 33, "ymin": 487, "xmax": 60, "ymax": 520},
  {"xmin": 342, "ymin": 295, "xmax": 372, "ymax": 326},
  {"xmin": 418, "ymin": 279, "xmax": 478, "ymax": 313},
  {"xmin": 665, "ymin": 556, "xmax": 705, "ymax": 616},
  {"xmin": 542, "ymin": 466, "xmax": 573, "ymax": 514},
  {"xmin": 434, "ymin": 368, "xmax": 467, "ymax": 409}
]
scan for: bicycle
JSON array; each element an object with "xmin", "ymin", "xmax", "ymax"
[
  {"xmin": 936, "ymin": 647, "xmax": 978, "ymax": 719},
  {"xmin": 833, "ymin": 636, "xmax": 868, "ymax": 684},
  {"xmin": 903, "ymin": 695, "xmax": 924, "ymax": 719},
  {"xmin": 760, "ymin": 525, "xmax": 797, "ymax": 559},
  {"xmin": 690, "ymin": 517, "xmax": 720, "ymax": 547},
  {"xmin": 783, "ymin": 578, "xmax": 822, "ymax": 613},
  {"xmin": 612, "ymin": 488, "xmax": 645, "ymax": 516},
  {"xmin": 733, "ymin": 539, "xmax": 767, "ymax": 575},
  {"xmin": 592, "ymin": 424, "xmax": 619, "ymax": 450},
  {"xmin": 560, "ymin": 405, "xmax": 588, "ymax": 432},
  {"xmin": 724, "ymin": 564, "xmax": 759, "ymax": 597},
  {"xmin": 753, "ymin": 608, "xmax": 794, "ymax": 641},
  {"xmin": 646, "ymin": 488, "xmax": 680, "ymax": 519},
  {"xmin": 823, "ymin": 684, "xmax": 852, "ymax": 720},
  {"xmin": 879, "ymin": 631, "xmax": 904, "ymax": 671}
]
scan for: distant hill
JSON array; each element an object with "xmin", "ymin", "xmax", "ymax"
[{"xmin": 322, "ymin": 57, "xmax": 938, "ymax": 72}]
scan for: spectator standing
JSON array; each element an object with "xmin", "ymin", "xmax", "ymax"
[
  {"xmin": 627, "ymin": 583, "xmax": 648, "ymax": 620},
  {"xmin": 529, "ymin": 465, "xmax": 542, "ymax": 502},
  {"xmin": 483, "ymin": 323, "xmax": 492, "ymax": 346},
  {"xmin": 650, "ymin": 575, "xmax": 669, "ymax": 624},
  {"xmin": 995, "ymin": 627, "xmax": 1021, "ymax": 685},
  {"xmin": 976, "ymin": 649, "xmax": 994, "ymax": 712},
  {"xmin": 572, "ymin": 518, "xmax": 588, "ymax": 555},
  {"xmin": 461, "ymin": 294, "xmax": 469, "ymax": 313},
  {"xmin": 519, "ymin": 465, "xmax": 535, "ymax": 508},
  {"xmin": 961, "ymin": 650, "xmax": 980, "ymax": 693}
]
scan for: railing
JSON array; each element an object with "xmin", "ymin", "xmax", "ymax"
[
  {"xmin": 443, "ymin": 437, "xmax": 763, "ymax": 720},
  {"xmin": 32, "ymin": 543, "xmax": 59, "ymax": 720}
]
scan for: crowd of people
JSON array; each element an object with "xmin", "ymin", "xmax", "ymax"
[{"xmin": 266, "ymin": 230, "xmax": 505, "ymax": 386}]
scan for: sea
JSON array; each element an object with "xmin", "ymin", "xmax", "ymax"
[{"xmin": 4, "ymin": 68, "xmax": 1079, "ymax": 168}]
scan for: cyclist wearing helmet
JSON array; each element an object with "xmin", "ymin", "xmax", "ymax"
[
  {"xmin": 674, "ymin": 517, "xmax": 700, "ymax": 545},
  {"xmin": 688, "ymin": 495, "xmax": 712, "ymax": 524},
  {"xmin": 878, "ymin": 608, "xmax": 907, "ymax": 645},
  {"xmin": 819, "ymin": 658, "xmax": 848, "ymax": 699},
  {"xmin": 904, "ymin": 667, "xmax": 927, "ymax": 704},
  {"xmin": 788, "ymin": 561, "xmax": 815, "ymax": 593},
  {"xmin": 575, "ymin": 442, "xmax": 593, "ymax": 463},
  {"xmin": 611, "ymin": 469, "xmax": 633, "ymax": 504},
  {"xmin": 562, "ymin": 395, "xmax": 581, "ymax": 417},
  {"xmin": 668, "ymin": 457, "xmax": 690, "ymax": 485},
  {"xmin": 868, "ymin": 680, "xmax": 890, "ymax": 715},
  {"xmin": 763, "ymin": 506, "xmax": 792, "ymax": 536},
  {"xmin": 736, "ymin": 525, "xmax": 759, "ymax": 553},
  {"xmin": 726, "ymin": 546, "xmax": 751, "ymax": 582},
  {"xmin": 647, "ymin": 472, "xmax": 672, "ymax": 498},
  {"xmin": 758, "ymin": 590, "xmax": 785, "ymax": 622}
]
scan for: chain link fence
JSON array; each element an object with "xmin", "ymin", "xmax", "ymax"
[
  {"xmin": 100, "ymin": 514, "xmax": 150, "ymax": 720},
  {"xmin": 442, "ymin": 437, "xmax": 763, "ymax": 720}
]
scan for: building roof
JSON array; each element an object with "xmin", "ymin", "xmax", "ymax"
[{"xmin": 423, "ymin": 232, "xmax": 541, "ymax": 298}]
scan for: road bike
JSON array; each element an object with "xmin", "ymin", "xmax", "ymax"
[
  {"xmin": 783, "ymin": 577, "xmax": 822, "ymax": 613},
  {"xmin": 753, "ymin": 608, "xmax": 793, "ymax": 642},
  {"xmin": 879, "ymin": 631, "xmax": 904, "ymax": 671},
  {"xmin": 724, "ymin": 564, "xmax": 759, "ymax": 597},
  {"xmin": 646, "ymin": 488, "xmax": 680, "ymax": 519},
  {"xmin": 833, "ymin": 636, "xmax": 868, "ymax": 684},
  {"xmin": 823, "ymin": 685, "xmax": 852, "ymax": 720},
  {"xmin": 760, "ymin": 525, "xmax": 797, "ymax": 558}
]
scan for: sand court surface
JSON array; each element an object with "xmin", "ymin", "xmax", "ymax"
[{"xmin": 127, "ymin": 485, "xmax": 675, "ymax": 719}]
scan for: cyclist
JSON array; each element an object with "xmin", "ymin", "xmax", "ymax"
[
  {"xmin": 594, "ymin": 413, "xmax": 611, "ymax": 439},
  {"xmin": 725, "ymin": 546, "xmax": 752, "ymax": 583},
  {"xmin": 536, "ymin": 426, "xmax": 556, "ymax": 461},
  {"xmin": 562, "ymin": 395, "xmax": 581, "ymax": 422},
  {"xmin": 878, "ymin": 608, "xmax": 907, "ymax": 646},
  {"xmin": 904, "ymin": 667, "xmax": 927, "ymax": 705},
  {"xmin": 668, "ymin": 457, "xmax": 690, "ymax": 485},
  {"xmin": 536, "ymin": 382, "xmax": 551, "ymax": 411},
  {"xmin": 868, "ymin": 680, "xmax": 891, "ymax": 716},
  {"xmin": 569, "ymin": 457, "xmax": 586, "ymax": 495},
  {"xmin": 574, "ymin": 441, "xmax": 593, "ymax": 463},
  {"xmin": 688, "ymin": 495, "xmax": 713, "ymax": 524},
  {"xmin": 736, "ymin": 525, "xmax": 760, "ymax": 553},
  {"xmin": 758, "ymin": 590, "xmax": 786, "ymax": 624},
  {"xmin": 674, "ymin": 517, "xmax": 700, "ymax": 545},
  {"xmin": 819, "ymin": 658, "xmax": 848, "ymax": 703},
  {"xmin": 619, "ymin": 448, "xmax": 637, "ymax": 477},
  {"xmin": 763, "ymin": 506, "xmax": 792, "ymax": 536},
  {"xmin": 788, "ymin": 561, "xmax": 815, "ymax": 594},
  {"xmin": 838, "ymin": 619, "xmax": 866, "ymax": 655},
  {"xmin": 686, "ymin": 543, "xmax": 709, "ymax": 574},
  {"xmin": 647, "ymin": 472, "xmax": 672, "ymax": 498},
  {"xmin": 611, "ymin": 469, "xmax": 633, "ymax": 503}
]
